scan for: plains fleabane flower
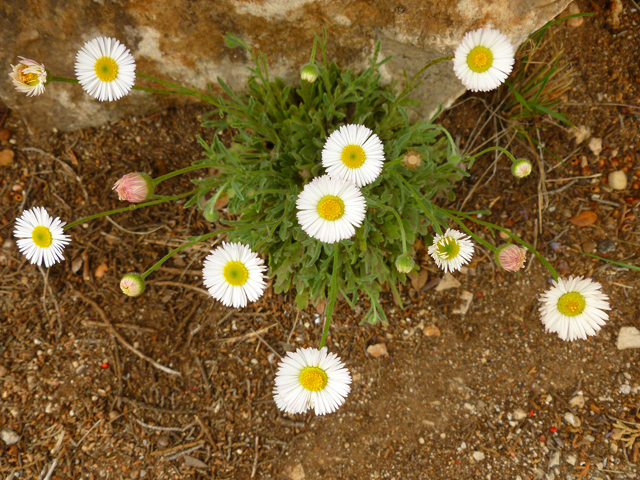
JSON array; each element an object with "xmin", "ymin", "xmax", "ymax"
[
  {"xmin": 395, "ymin": 253, "xmax": 415, "ymax": 273},
  {"xmin": 539, "ymin": 276, "xmax": 610, "ymax": 341},
  {"xmin": 202, "ymin": 242, "xmax": 267, "ymax": 308},
  {"xmin": 9, "ymin": 57, "xmax": 47, "ymax": 97},
  {"xmin": 274, "ymin": 347, "xmax": 351, "ymax": 415},
  {"xmin": 300, "ymin": 63, "xmax": 319, "ymax": 83},
  {"xmin": 120, "ymin": 273, "xmax": 145, "ymax": 297},
  {"xmin": 453, "ymin": 28, "xmax": 515, "ymax": 92},
  {"xmin": 75, "ymin": 37, "xmax": 136, "ymax": 102},
  {"xmin": 14, "ymin": 207, "xmax": 71, "ymax": 268},
  {"xmin": 113, "ymin": 172, "xmax": 154, "ymax": 203},
  {"xmin": 495, "ymin": 244, "xmax": 527, "ymax": 272},
  {"xmin": 296, "ymin": 174, "xmax": 366, "ymax": 244},
  {"xmin": 428, "ymin": 228, "xmax": 474, "ymax": 273},
  {"xmin": 322, "ymin": 124, "xmax": 385, "ymax": 187},
  {"xmin": 512, "ymin": 159, "xmax": 532, "ymax": 178}
]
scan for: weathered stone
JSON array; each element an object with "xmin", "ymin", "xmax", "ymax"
[
  {"xmin": 1, "ymin": 0, "xmax": 572, "ymax": 131},
  {"xmin": 617, "ymin": 327, "xmax": 640, "ymax": 350}
]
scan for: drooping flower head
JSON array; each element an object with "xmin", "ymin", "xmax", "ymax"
[
  {"xmin": 75, "ymin": 37, "xmax": 136, "ymax": 102},
  {"xmin": 512, "ymin": 159, "xmax": 532, "ymax": 178},
  {"xmin": 300, "ymin": 63, "xmax": 319, "ymax": 83},
  {"xmin": 9, "ymin": 57, "xmax": 47, "ymax": 97},
  {"xmin": 202, "ymin": 242, "xmax": 267, "ymax": 309},
  {"xmin": 13, "ymin": 207, "xmax": 71, "ymax": 268},
  {"xmin": 495, "ymin": 244, "xmax": 527, "ymax": 272},
  {"xmin": 296, "ymin": 174, "xmax": 366, "ymax": 244},
  {"xmin": 428, "ymin": 228, "xmax": 474, "ymax": 273},
  {"xmin": 322, "ymin": 124, "xmax": 385, "ymax": 187},
  {"xmin": 274, "ymin": 347, "xmax": 352, "ymax": 415},
  {"xmin": 539, "ymin": 276, "xmax": 610, "ymax": 341},
  {"xmin": 453, "ymin": 28, "xmax": 515, "ymax": 92},
  {"xmin": 113, "ymin": 172, "xmax": 154, "ymax": 203},
  {"xmin": 120, "ymin": 273, "xmax": 145, "ymax": 297},
  {"xmin": 402, "ymin": 150, "xmax": 422, "ymax": 170}
]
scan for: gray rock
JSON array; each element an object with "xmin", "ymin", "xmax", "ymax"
[
  {"xmin": 617, "ymin": 327, "xmax": 640, "ymax": 350},
  {"xmin": 549, "ymin": 451, "xmax": 561, "ymax": 468},
  {"xmin": 0, "ymin": 0, "xmax": 574, "ymax": 131},
  {"xmin": 0, "ymin": 428, "xmax": 20, "ymax": 445},
  {"xmin": 565, "ymin": 453, "xmax": 577, "ymax": 465},
  {"xmin": 597, "ymin": 239, "xmax": 617, "ymax": 254}
]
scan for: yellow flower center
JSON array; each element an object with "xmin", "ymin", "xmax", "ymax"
[
  {"xmin": 19, "ymin": 68, "xmax": 40, "ymax": 86},
  {"xmin": 436, "ymin": 237, "xmax": 460, "ymax": 260},
  {"xmin": 557, "ymin": 292, "xmax": 586, "ymax": 317},
  {"xmin": 341, "ymin": 145, "xmax": 366, "ymax": 169},
  {"xmin": 467, "ymin": 46, "xmax": 493, "ymax": 73},
  {"xmin": 32, "ymin": 226, "xmax": 53, "ymax": 248},
  {"xmin": 317, "ymin": 196, "xmax": 345, "ymax": 221},
  {"xmin": 299, "ymin": 366, "xmax": 328, "ymax": 392},
  {"xmin": 223, "ymin": 261, "xmax": 249, "ymax": 287},
  {"xmin": 94, "ymin": 57, "xmax": 119, "ymax": 82}
]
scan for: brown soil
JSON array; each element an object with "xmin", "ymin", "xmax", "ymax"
[{"xmin": 1, "ymin": 3, "xmax": 639, "ymax": 479}]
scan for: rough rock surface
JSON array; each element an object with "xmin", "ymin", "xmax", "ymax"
[{"xmin": 1, "ymin": 0, "xmax": 571, "ymax": 131}]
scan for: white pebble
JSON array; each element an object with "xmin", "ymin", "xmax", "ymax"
[
  {"xmin": 0, "ymin": 429, "xmax": 20, "ymax": 445},
  {"xmin": 472, "ymin": 451, "xmax": 485, "ymax": 461},
  {"xmin": 608, "ymin": 170, "xmax": 628, "ymax": 190}
]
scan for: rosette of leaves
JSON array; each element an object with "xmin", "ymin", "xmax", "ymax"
[{"xmin": 189, "ymin": 31, "xmax": 468, "ymax": 323}]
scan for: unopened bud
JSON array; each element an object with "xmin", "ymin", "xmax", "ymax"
[
  {"xmin": 300, "ymin": 63, "xmax": 319, "ymax": 83},
  {"xmin": 120, "ymin": 273, "xmax": 145, "ymax": 297},
  {"xmin": 512, "ymin": 159, "xmax": 532, "ymax": 178},
  {"xmin": 9, "ymin": 57, "xmax": 47, "ymax": 97},
  {"xmin": 395, "ymin": 253, "xmax": 415, "ymax": 273},
  {"xmin": 495, "ymin": 244, "xmax": 527, "ymax": 272},
  {"xmin": 113, "ymin": 172, "xmax": 154, "ymax": 203}
]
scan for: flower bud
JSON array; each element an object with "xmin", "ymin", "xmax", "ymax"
[
  {"xmin": 402, "ymin": 150, "xmax": 422, "ymax": 170},
  {"xmin": 120, "ymin": 273, "xmax": 145, "ymax": 297},
  {"xmin": 113, "ymin": 172, "xmax": 154, "ymax": 203},
  {"xmin": 300, "ymin": 63, "xmax": 319, "ymax": 83},
  {"xmin": 511, "ymin": 159, "xmax": 532, "ymax": 178},
  {"xmin": 395, "ymin": 253, "xmax": 415, "ymax": 273},
  {"xmin": 495, "ymin": 244, "xmax": 527, "ymax": 272},
  {"xmin": 203, "ymin": 205, "xmax": 219, "ymax": 222},
  {"xmin": 9, "ymin": 57, "xmax": 47, "ymax": 97}
]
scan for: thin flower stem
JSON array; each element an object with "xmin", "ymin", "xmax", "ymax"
[
  {"xmin": 464, "ymin": 145, "xmax": 518, "ymax": 165},
  {"xmin": 408, "ymin": 56, "xmax": 454, "ymax": 86},
  {"xmin": 371, "ymin": 202, "xmax": 407, "ymax": 254},
  {"xmin": 141, "ymin": 229, "xmax": 231, "ymax": 279},
  {"xmin": 47, "ymin": 74, "xmax": 189, "ymax": 95},
  {"xmin": 63, "ymin": 188, "xmax": 199, "ymax": 230},
  {"xmin": 318, "ymin": 248, "xmax": 340, "ymax": 350},
  {"xmin": 135, "ymin": 72, "xmax": 194, "ymax": 93},
  {"xmin": 153, "ymin": 165, "xmax": 213, "ymax": 186},
  {"xmin": 395, "ymin": 174, "xmax": 443, "ymax": 235},
  {"xmin": 48, "ymin": 75, "xmax": 79, "ymax": 85}
]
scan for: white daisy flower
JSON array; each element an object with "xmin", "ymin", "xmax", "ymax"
[
  {"xmin": 13, "ymin": 207, "xmax": 71, "ymax": 268},
  {"xmin": 428, "ymin": 228, "xmax": 474, "ymax": 273},
  {"xmin": 75, "ymin": 37, "xmax": 136, "ymax": 102},
  {"xmin": 296, "ymin": 174, "xmax": 366, "ymax": 244},
  {"xmin": 453, "ymin": 28, "xmax": 515, "ymax": 92},
  {"xmin": 273, "ymin": 347, "xmax": 351, "ymax": 416},
  {"xmin": 202, "ymin": 242, "xmax": 267, "ymax": 309},
  {"xmin": 9, "ymin": 57, "xmax": 47, "ymax": 97},
  {"xmin": 539, "ymin": 276, "xmax": 611, "ymax": 341},
  {"xmin": 322, "ymin": 124, "xmax": 385, "ymax": 187}
]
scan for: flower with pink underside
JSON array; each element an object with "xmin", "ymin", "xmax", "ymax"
[
  {"xmin": 495, "ymin": 244, "xmax": 527, "ymax": 272},
  {"xmin": 9, "ymin": 57, "xmax": 47, "ymax": 97},
  {"xmin": 120, "ymin": 273, "xmax": 145, "ymax": 297},
  {"xmin": 113, "ymin": 172, "xmax": 154, "ymax": 203}
]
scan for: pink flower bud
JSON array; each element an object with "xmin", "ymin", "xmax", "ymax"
[
  {"xmin": 113, "ymin": 172, "xmax": 154, "ymax": 203},
  {"xmin": 495, "ymin": 244, "xmax": 527, "ymax": 272},
  {"xmin": 9, "ymin": 57, "xmax": 47, "ymax": 97},
  {"xmin": 120, "ymin": 273, "xmax": 145, "ymax": 297}
]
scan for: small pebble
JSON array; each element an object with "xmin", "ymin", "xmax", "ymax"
[
  {"xmin": 566, "ymin": 453, "xmax": 578, "ymax": 465},
  {"xmin": 608, "ymin": 170, "xmax": 628, "ymax": 190},
  {"xmin": 513, "ymin": 408, "xmax": 527, "ymax": 420},
  {"xmin": 548, "ymin": 451, "xmax": 561, "ymax": 468},
  {"xmin": 619, "ymin": 384, "xmax": 631, "ymax": 395},
  {"xmin": 569, "ymin": 394, "xmax": 585, "ymax": 408},
  {"xmin": 581, "ymin": 240, "xmax": 596, "ymax": 254},
  {"xmin": 597, "ymin": 240, "xmax": 616, "ymax": 254},
  {"xmin": 588, "ymin": 137, "xmax": 603, "ymax": 155},
  {"xmin": 472, "ymin": 451, "xmax": 485, "ymax": 461},
  {"xmin": 0, "ymin": 428, "xmax": 20, "ymax": 445},
  {"xmin": 564, "ymin": 412, "xmax": 581, "ymax": 428},
  {"xmin": 617, "ymin": 327, "xmax": 640, "ymax": 350}
]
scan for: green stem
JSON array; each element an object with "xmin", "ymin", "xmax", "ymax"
[
  {"xmin": 394, "ymin": 174, "xmax": 443, "ymax": 235},
  {"xmin": 48, "ymin": 75, "xmax": 79, "ymax": 84},
  {"xmin": 141, "ymin": 230, "xmax": 231, "ymax": 279},
  {"xmin": 318, "ymin": 247, "xmax": 340, "ymax": 350},
  {"xmin": 464, "ymin": 146, "xmax": 518, "ymax": 165},
  {"xmin": 63, "ymin": 188, "xmax": 199, "ymax": 230},
  {"xmin": 153, "ymin": 165, "xmax": 213, "ymax": 186},
  {"xmin": 409, "ymin": 55, "xmax": 454, "ymax": 86},
  {"xmin": 371, "ymin": 202, "xmax": 407, "ymax": 254}
]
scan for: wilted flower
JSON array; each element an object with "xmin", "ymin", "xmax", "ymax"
[
  {"xmin": 495, "ymin": 244, "xmax": 527, "ymax": 272},
  {"xmin": 539, "ymin": 276, "xmax": 610, "ymax": 341},
  {"xmin": 453, "ymin": 28, "xmax": 515, "ymax": 92},
  {"xmin": 113, "ymin": 172, "xmax": 154, "ymax": 203},
  {"xmin": 300, "ymin": 63, "xmax": 319, "ymax": 83},
  {"xmin": 512, "ymin": 159, "xmax": 532, "ymax": 178},
  {"xmin": 9, "ymin": 57, "xmax": 47, "ymax": 97},
  {"xmin": 395, "ymin": 253, "xmax": 415, "ymax": 273},
  {"xmin": 274, "ymin": 347, "xmax": 351, "ymax": 415},
  {"xmin": 14, "ymin": 207, "xmax": 71, "ymax": 267},
  {"xmin": 120, "ymin": 273, "xmax": 145, "ymax": 297},
  {"xmin": 75, "ymin": 37, "xmax": 136, "ymax": 101},
  {"xmin": 402, "ymin": 150, "xmax": 422, "ymax": 170}
]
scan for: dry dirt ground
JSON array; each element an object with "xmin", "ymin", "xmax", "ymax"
[{"xmin": 1, "ymin": 2, "xmax": 640, "ymax": 480}]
